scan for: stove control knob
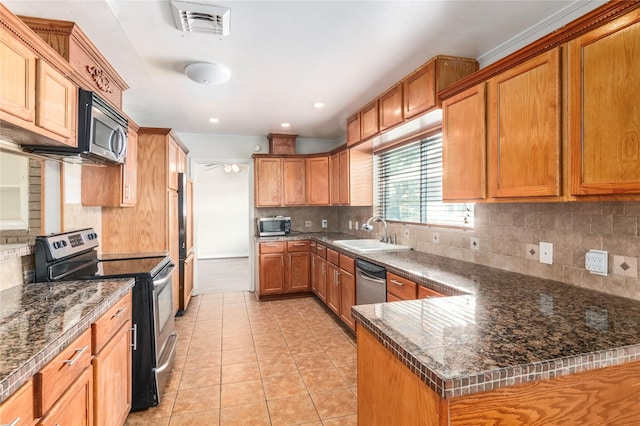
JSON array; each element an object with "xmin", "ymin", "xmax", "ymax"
[
  {"xmin": 52, "ymin": 241, "xmax": 59, "ymax": 249},
  {"xmin": 61, "ymin": 240, "xmax": 68, "ymax": 247}
]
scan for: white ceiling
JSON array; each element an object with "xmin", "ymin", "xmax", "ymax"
[{"xmin": 5, "ymin": 1, "xmax": 605, "ymax": 141}]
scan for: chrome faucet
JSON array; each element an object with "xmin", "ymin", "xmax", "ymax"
[{"xmin": 362, "ymin": 216, "xmax": 390, "ymax": 243}]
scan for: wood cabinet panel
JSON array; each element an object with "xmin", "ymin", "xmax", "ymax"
[
  {"xmin": 386, "ymin": 272, "xmax": 417, "ymax": 300},
  {"xmin": 92, "ymin": 321, "xmax": 131, "ymax": 426},
  {"xmin": 360, "ymin": 100, "xmax": 379, "ymax": 140},
  {"xmin": 35, "ymin": 328, "xmax": 92, "ymax": 417},
  {"xmin": 311, "ymin": 253, "xmax": 319, "ymax": 295},
  {"xmin": 259, "ymin": 242, "xmax": 286, "ymax": 254},
  {"xmin": 339, "ymin": 254, "xmax": 354, "ymax": 274},
  {"xmin": 442, "ymin": 83, "xmax": 487, "ymax": 201},
  {"xmin": 169, "ymin": 190, "xmax": 179, "ymax": 313},
  {"xmin": 379, "ymin": 83, "xmax": 403, "ymax": 131},
  {"xmin": 35, "ymin": 59, "xmax": 76, "ymax": 141},
  {"xmin": 326, "ymin": 248, "xmax": 339, "ymax": 266},
  {"xmin": 488, "ymin": 48, "xmax": 561, "ymax": 198},
  {"xmin": 339, "ymin": 269, "xmax": 355, "ymax": 330},
  {"xmin": 288, "ymin": 251, "xmax": 310, "ymax": 292},
  {"xmin": 404, "ymin": 60, "xmax": 436, "ymax": 119},
  {"xmin": 0, "ymin": 379, "xmax": 34, "ymax": 426},
  {"xmin": 268, "ymin": 133, "xmax": 297, "ymax": 154},
  {"xmin": 329, "ymin": 153, "xmax": 340, "ymax": 205},
  {"xmin": 417, "ymin": 286, "xmax": 444, "ymax": 299},
  {"xmin": 255, "ymin": 157, "xmax": 283, "ymax": 207},
  {"xmin": 306, "ymin": 156, "xmax": 329, "ymax": 205},
  {"xmin": 122, "ymin": 126, "xmax": 138, "ymax": 205},
  {"xmin": 326, "ymin": 262, "xmax": 340, "ymax": 315},
  {"xmin": 569, "ymin": 8, "xmax": 640, "ymax": 195},
  {"xmin": 168, "ymin": 137, "xmax": 179, "ymax": 191},
  {"xmin": 315, "ymin": 256, "xmax": 327, "ymax": 303},
  {"xmin": 338, "ymin": 150, "xmax": 350, "ymax": 205},
  {"xmin": 38, "ymin": 367, "xmax": 93, "ymax": 426},
  {"xmin": 287, "ymin": 240, "xmax": 310, "ymax": 252},
  {"xmin": 259, "ymin": 252, "xmax": 285, "ymax": 295},
  {"xmin": 0, "ymin": 30, "xmax": 36, "ymax": 122},
  {"xmin": 283, "ymin": 158, "xmax": 306, "ymax": 205},
  {"xmin": 91, "ymin": 292, "xmax": 132, "ymax": 354},
  {"xmin": 346, "ymin": 113, "xmax": 361, "ymax": 146},
  {"xmin": 316, "ymin": 244, "xmax": 326, "ymax": 259},
  {"xmin": 181, "ymin": 252, "xmax": 194, "ymax": 313}
]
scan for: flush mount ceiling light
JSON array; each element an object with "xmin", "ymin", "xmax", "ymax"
[{"xmin": 185, "ymin": 62, "xmax": 231, "ymax": 85}]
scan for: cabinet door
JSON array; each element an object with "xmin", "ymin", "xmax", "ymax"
[
  {"xmin": 569, "ymin": 9, "xmax": 640, "ymax": 195},
  {"xmin": 259, "ymin": 253, "xmax": 285, "ymax": 295},
  {"xmin": 311, "ymin": 253, "xmax": 318, "ymax": 295},
  {"xmin": 0, "ymin": 380, "xmax": 34, "ymax": 426},
  {"xmin": 329, "ymin": 153, "xmax": 340, "ymax": 205},
  {"xmin": 442, "ymin": 83, "xmax": 487, "ymax": 201},
  {"xmin": 346, "ymin": 113, "xmax": 361, "ymax": 146},
  {"xmin": 360, "ymin": 100, "xmax": 379, "ymax": 140},
  {"xmin": 306, "ymin": 156, "xmax": 329, "ymax": 205},
  {"xmin": 122, "ymin": 127, "xmax": 138, "ymax": 205},
  {"xmin": 339, "ymin": 269, "xmax": 355, "ymax": 330},
  {"xmin": 168, "ymin": 138, "xmax": 179, "ymax": 190},
  {"xmin": 488, "ymin": 48, "xmax": 561, "ymax": 198},
  {"xmin": 283, "ymin": 158, "xmax": 306, "ymax": 205},
  {"xmin": 35, "ymin": 59, "xmax": 76, "ymax": 142},
  {"xmin": 255, "ymin": 158, "xmax": 282, "ymax": 206},
  {"xmin": 93, "ymin": 323, "xmax": 131, "ymax": 426},
  {"xmin": 379, "ymin": 83, "xmax": 403, "ymax": 131},
  {"xmin": 181, "ymin": 252, "xmax": 194, "ymax": 312},
  {"xmin": 38, "ymin": 367, "xmax": 93, "ymax": 426},
  {"xmin": 338, "ymin": 150, "xmax": 350, "ymax": 204},
  {"xmin": 0, "ymin": 29, "xmax": 36, "ymax": 122},
  {"xmin": 316, "ymin": 257, "xmax": 327, "ymax": 303},
  {"xmin": 288, "ymin": 251, "xmax": 310, "ymax": 292},
  {"xmin": 326, "ymin": 263, "xmax": 340, "ymax": 315},
  {"xmin": 404, "ymin": 61, "xmax": 436, "ymax": 119},
  {"xmin": 169, "ymin": 190, "xmax": 179, "ymax": 313}
]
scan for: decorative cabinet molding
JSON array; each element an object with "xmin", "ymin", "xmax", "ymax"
[{"xmin": 86, "ymin": 65, "xmax": 113, "ymax": 93}]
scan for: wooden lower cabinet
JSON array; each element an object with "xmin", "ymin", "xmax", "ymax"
[
  {"xmin": 38, "ymin": 367, "xmax": 93, "ymax": 426},
  {"xmin": 180, "ymin": 252, "xmax": 195, "ymax": 313},
  {"xmin": 0, "ymin": 380, "xmax": 34, "ymax": 426},
  {"xmin": 326, "ymin": 262, "xmax": 340, "ymax": 315},
  {"xmin": 258, "ymin": 241, "xmax": 311, "ymax": 296},
  {"xmin": 288, "ymin": 251, "xmax": 310, "ymax": 292},
  {"xmin": 314, "ymin": 255, "xmax": 327, "ymax": 303},
  {"xmin": 259, "ymin": 252, "xmax": 286, "ymax": 295},
  {"xmin": 339, "ymin": 269, "xmax": 355, "ymax": 330},
  {"xmin": 386, "ymin": 272, "xmax": 417, "ymax": 301},
  {"xmin": 359, "ymin": 326, "xmax": 640, "ymax": 425}
]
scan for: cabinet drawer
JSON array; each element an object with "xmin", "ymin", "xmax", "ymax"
[
  {"xmin": 387, "ymin": 272, "xmax": 417, "ymax": 300},
  {"xmin": 36, "ymin": 327, "xmax": 92, "ymax": 416},
  {"xmin": 386, "ymin": 292, "xmax": 402, "ymax": 303},
  {"xmin": 92, "ymin": 292, "xmax": 132, "ymax": 354},
  {"xmin": 310, "ymin": 241, "xmax": 316, "ymax": 254},
  {"xmin": 287, "ymin": 240, "xmax": 310, "ymax": 252},
  {"xmin": 259, "ymin": 242, "xmax": 286, "ymax": 254},
  {"xmin": 326, "ymin": 248, "xmax": 339, "ymax": 266},
  {"xmin": 417, "ymin": 286, "xmax": 444, "ymax": 299},
  {"xmin": 339, "ymin": 254, "xmax": 354, "ymax": 274},
  {"xmin": 0, "ymin": 379, "xmax": 34, "ymax": 426},
  {"xmin": 316, "ymin": 244, "xmax": 326, "ymax": 259}
]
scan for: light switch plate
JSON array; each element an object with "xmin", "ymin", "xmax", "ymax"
[
  {"xmin": 321, "ymin": 219, "xmax": 327, "ymax": 228},
  {"xmin": 539, "ymin": 242, "xmax": 553, "ymax": 264}
]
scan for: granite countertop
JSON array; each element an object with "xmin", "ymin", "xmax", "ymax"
[
  {"xmin": 257, "ymin": 232, "xmax": 640, "ymax": 399},
  {"xmin": 0, "ymin": 278, "xmax": 134, "ymax": 403}
]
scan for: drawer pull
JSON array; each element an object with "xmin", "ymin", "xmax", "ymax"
[
  {"xmin": 63, "ymin": 345, "xmax": 89, "ymax": 366},
  {"xmin": 292, "ymin": 242, "xmax": 305, "ymax": 246},
  {"xmin": 265, "ymin": 243, "xmax": 279, "ymax": 247},
  {"xmin": 3, "ymin": 417, "xmax": 20, "ymax": 426},
  {"xmin": 131, "ymin": 323, "xmax": 138, "ymax": 351},
  {"xmin": 390, "ymin": 280, "xmax": 404, "ymax": 286},
  {"xmin": 112, "ymin": 307, "xmax": 128, "ymax": 319}
]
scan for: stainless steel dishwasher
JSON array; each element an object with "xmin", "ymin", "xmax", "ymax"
[{"xmin": 355, "ymin": 258, "xmax": 387, "ymax": 304}]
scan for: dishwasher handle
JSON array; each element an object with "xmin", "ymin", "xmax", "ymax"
[{"xmin": 356, "ymin": 268, "xmax": 386, "ymax": 284}]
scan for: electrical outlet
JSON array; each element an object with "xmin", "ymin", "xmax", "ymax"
[
  {"xmin": 539, "ymin": 242, "xmax": 553, "ymax": 264},
  {"xmin": 305, "ymin": 221, "xmax": 312, "ymax": 227},
  {"xmin": 432, "ymin": 233, "xmax": 440, "ymax": 244},
  {"xmin": 348, "ymin": 220, "xmax": 352, "ymax": 230},
  {"xmin": 586, "ymin": 249, "xmax": 608, "ymax": 275},
  {"xmin": 404, "ymin": 228, "xmax": 410, "ymax": 238},
  {"xmin": 354, "ymin": 221, "xmax": 358, "ymax": 230},
  {"xmin": 321, "ymin": 219, "xmax": 327, "ymax": 228}
]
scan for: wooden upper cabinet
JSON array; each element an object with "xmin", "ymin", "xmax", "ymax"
[
  {"xmin": 442, "ymin": 83, "xmax": 487, "ymax": 201},
  {"xmin": 360, "ymin": 100, "xmax": 379, "ymax": 140},
  {"xmin": 268, "ymin": 133, "xmax": 297, "ymax": 154},
  {"xmin": 346, "ymin": 114, "xmax": 361, "ymax": 146},
  {"xmin": 122, "ymin": 124, "xmax": 138, "ymax": 205},
  {"xmin": 569, "ymin": 8, "xmax": 640, "ymax": 196},
  {"xmin": 168, "ymin": 137, "xmax": 180, "ymax": 190},
  {"xmin": 0, "ymin": 29, "xmax": 36, "ymax": 123},
  {"xmin": 35, "ymin": 59, "xmax": 76, "ymax": 141},
  {"xmin": 488, "ymin": 48, "xmax": 561, "ymax": 199},
  {"xmin": 379, "ymin": 83, "xmax": 404, "ymax": 131},
  {"xmin": 255, "ymin": 157, "xmax": 283, "ymax": 206},
  {"xmin": 338, "ymin": 149, "xmax": 350, "ymax": 205},
  {"xmin": 329, "ymin": 153, "xmax": 340, "ymax": 205},
  {"xmin": 306, "ymin": 156, "xmax": 330, "ymax": 205},
  {"xmin": 404, "ymin": 60, "xmax": 436, "ymax": 119},
  {"xmin": 283, "ymin": 158, "xmax": 306, "ymax": 205}
]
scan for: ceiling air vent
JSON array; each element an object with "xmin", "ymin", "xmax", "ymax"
[{"xmin": 170, "ymin": 1, "xmax": 231, "ymax": 36}]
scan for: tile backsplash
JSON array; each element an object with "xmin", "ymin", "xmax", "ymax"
[{"xmin": 338, "ymin": 202, "xmax": 640, "ymax": 301}]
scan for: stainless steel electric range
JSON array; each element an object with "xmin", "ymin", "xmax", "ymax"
[{"xmin": 34, "ymin": 228, "xmax": 177, "ymax": 412}]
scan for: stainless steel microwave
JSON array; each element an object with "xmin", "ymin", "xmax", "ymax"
[
  {"xmin": 257, "ymin": 216, "xmax": 291, "ymax": 236},
  {"xmin": 24, "ymin": 88, "xmax": 128, "ymax": 164}
]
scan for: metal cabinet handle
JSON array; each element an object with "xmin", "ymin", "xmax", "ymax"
[
  {"xmin": 112, "ymin": 307, "xmax": 128, "ymax": 319},
  {"xmin": 2, "ymin": 417, "xmax": 20, "ymax": 426},
  {"xmin": 131, "ymin": 323, "xmax": 138, "ymax": 350},
  {"xmin": 125, "ymin": 184, "xmax": 130, "ymax": 199},
  {"xmin": 292, "ymin": 242, "xmax": 305, "ymax": 246},
  {"xmin": 390, "ymin": 279, "xmax": 404, "ymax": 286},
  {"xmin": 63, "ymin": 345, "xmax": 88, "ymax": 366},
  {"xmin": 265, "ymin": 243, "xmax": 279, "ymax": 247}
]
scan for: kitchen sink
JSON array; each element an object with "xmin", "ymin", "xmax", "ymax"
[{"xmin": 333, "ymin": 239, "xmax": 411, "ymax": 253}]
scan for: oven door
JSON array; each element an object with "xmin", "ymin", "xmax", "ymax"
[{"xmin": 151, "ymin": 262, "xmax": 177, "ymax": 401}]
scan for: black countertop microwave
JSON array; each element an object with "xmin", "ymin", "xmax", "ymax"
[
  {"xmin": 257, "ymin": 216, "xmax": 291, "ymax": 236},
  {"xmin": 24, "ymin": 88, "xmax": 128, "ymax": 164}
]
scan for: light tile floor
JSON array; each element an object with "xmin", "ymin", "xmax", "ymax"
[{"xmin": 126, "ymin": 292, "xmax": 358, "ymax": 426}]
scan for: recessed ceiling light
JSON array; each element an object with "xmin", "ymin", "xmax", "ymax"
[
  {"xmin": 313, "ymin": 102, "xmax": 325, "ymax": 109},
  {"xmin": 281, "ymin": 123, "xmax": 291, "ymax": 128},
  {"xmin": 209, "ymin": 118, "xmax": 219, "ymax": 123}
]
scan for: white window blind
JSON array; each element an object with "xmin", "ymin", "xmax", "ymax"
[{"xmin": 375, "ymin": 133, "xmax": 473, "ymax": 228}]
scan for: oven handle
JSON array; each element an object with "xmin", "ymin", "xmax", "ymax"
[
  {"xmin": 153, "ymin": 264, "xmax": 175, "ymax": 290},
  {"xmin": 51, "ymin": 261, "xmax": 97, "ymax": 281},
  {"xmin": 155, "ymin": 332, "xmax": 178, "ymax": 375}
]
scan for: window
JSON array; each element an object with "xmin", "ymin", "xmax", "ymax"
[{"xmin": 374, "ymin": 133, "xmax": 473, "ymax": 228}]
